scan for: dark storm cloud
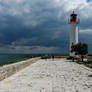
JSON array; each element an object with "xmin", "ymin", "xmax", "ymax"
[{"xmin": 0, "ymin": 0, "xmax": 92, "ymax": 53}]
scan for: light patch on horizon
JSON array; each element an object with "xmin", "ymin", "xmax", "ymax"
[
  {"xmin": 0, "ymin": 45, "xmax": 65, "ymax": 54},
  {"xmin": 80, "ymin": 29, "xmax": 92, "ymax": 34}
]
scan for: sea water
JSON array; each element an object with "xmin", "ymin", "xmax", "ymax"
[{"xmin": 0, "ymin": 54, "xmax": 32, "ymax": 66}]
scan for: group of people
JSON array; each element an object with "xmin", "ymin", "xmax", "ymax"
[{"xmin": 44, "ymin": 54, "xmax": 55, "ymax": 60}]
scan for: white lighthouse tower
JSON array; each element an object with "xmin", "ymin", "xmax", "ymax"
[{"xmin": 69, "ymin": 11, "xmax": 79, "ymax": 56}]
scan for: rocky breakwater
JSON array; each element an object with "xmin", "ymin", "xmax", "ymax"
[{"xmin": 0, "ymin": 57, "xmax": 40, "ymax": 81}]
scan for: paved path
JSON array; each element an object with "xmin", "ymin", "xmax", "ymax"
[{"xmin": 0, "ymin": 59, "xmax": 92, "ymax": 92}]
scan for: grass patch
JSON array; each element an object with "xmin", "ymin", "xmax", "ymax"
[{"xmin": 74, "ymin": 60, "xmax": 92, "ymax": 69}]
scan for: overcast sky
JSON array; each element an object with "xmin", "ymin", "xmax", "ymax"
[{"xmin": 0, "ymin": 0, "xmax": 92, "ymax": 54}]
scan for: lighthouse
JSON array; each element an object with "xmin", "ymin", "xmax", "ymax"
[{"xmin": 68, "ymin": 11, "xmax": 80, "ymax": 56}]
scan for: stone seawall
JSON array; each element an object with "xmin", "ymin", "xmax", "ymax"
[{"xmin": 0, "ymin": 57, "xmax": 40, "ymax": 81}]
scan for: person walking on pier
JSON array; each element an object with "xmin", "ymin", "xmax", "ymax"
[{"xmin": 52, "ymin": 55, "xmax": 54, "ymax": 60}]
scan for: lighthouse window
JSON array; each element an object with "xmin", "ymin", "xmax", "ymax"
[
  {"xmin": 71, "ymin": 15, "xmax": 76, "ymax": 19},
  {"xmin": 73, "ymin": 16, "xmax": 76, "ymax": 18}
]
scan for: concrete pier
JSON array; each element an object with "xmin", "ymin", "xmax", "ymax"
[{"xmin": 0, "ymin": 59, "xmax": 92, "ymax": 92}]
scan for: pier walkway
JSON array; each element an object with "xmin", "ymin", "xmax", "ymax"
[{"xmin": 0, "ymin": 59, "xmax": 92, "ymax": 92}]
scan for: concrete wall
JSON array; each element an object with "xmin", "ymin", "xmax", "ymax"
[{"xmin": 0, "ymin": 57, "xmax": 40, "ymax": 81}]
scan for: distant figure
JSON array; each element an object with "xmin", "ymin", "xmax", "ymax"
[
  {"xmin": 52, "ymin": 55, "xmax": 54, "ymax": 60},
  {"xmin": 45, "ymin": 54, "xmax": 48, "ymax": 60}
]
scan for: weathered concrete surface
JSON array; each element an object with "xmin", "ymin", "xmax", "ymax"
[
  {"xmin": 0, "ymin": 57, "xmax": 40, "ymax": 81},
  {"xmin": 0, "ymin": 59, "xmax": 92, "ymax": 92}
]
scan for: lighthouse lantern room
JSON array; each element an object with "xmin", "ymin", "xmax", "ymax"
[{"xmin": 69, "ymin": 11, "xmax": 80, "ymax": 56}]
